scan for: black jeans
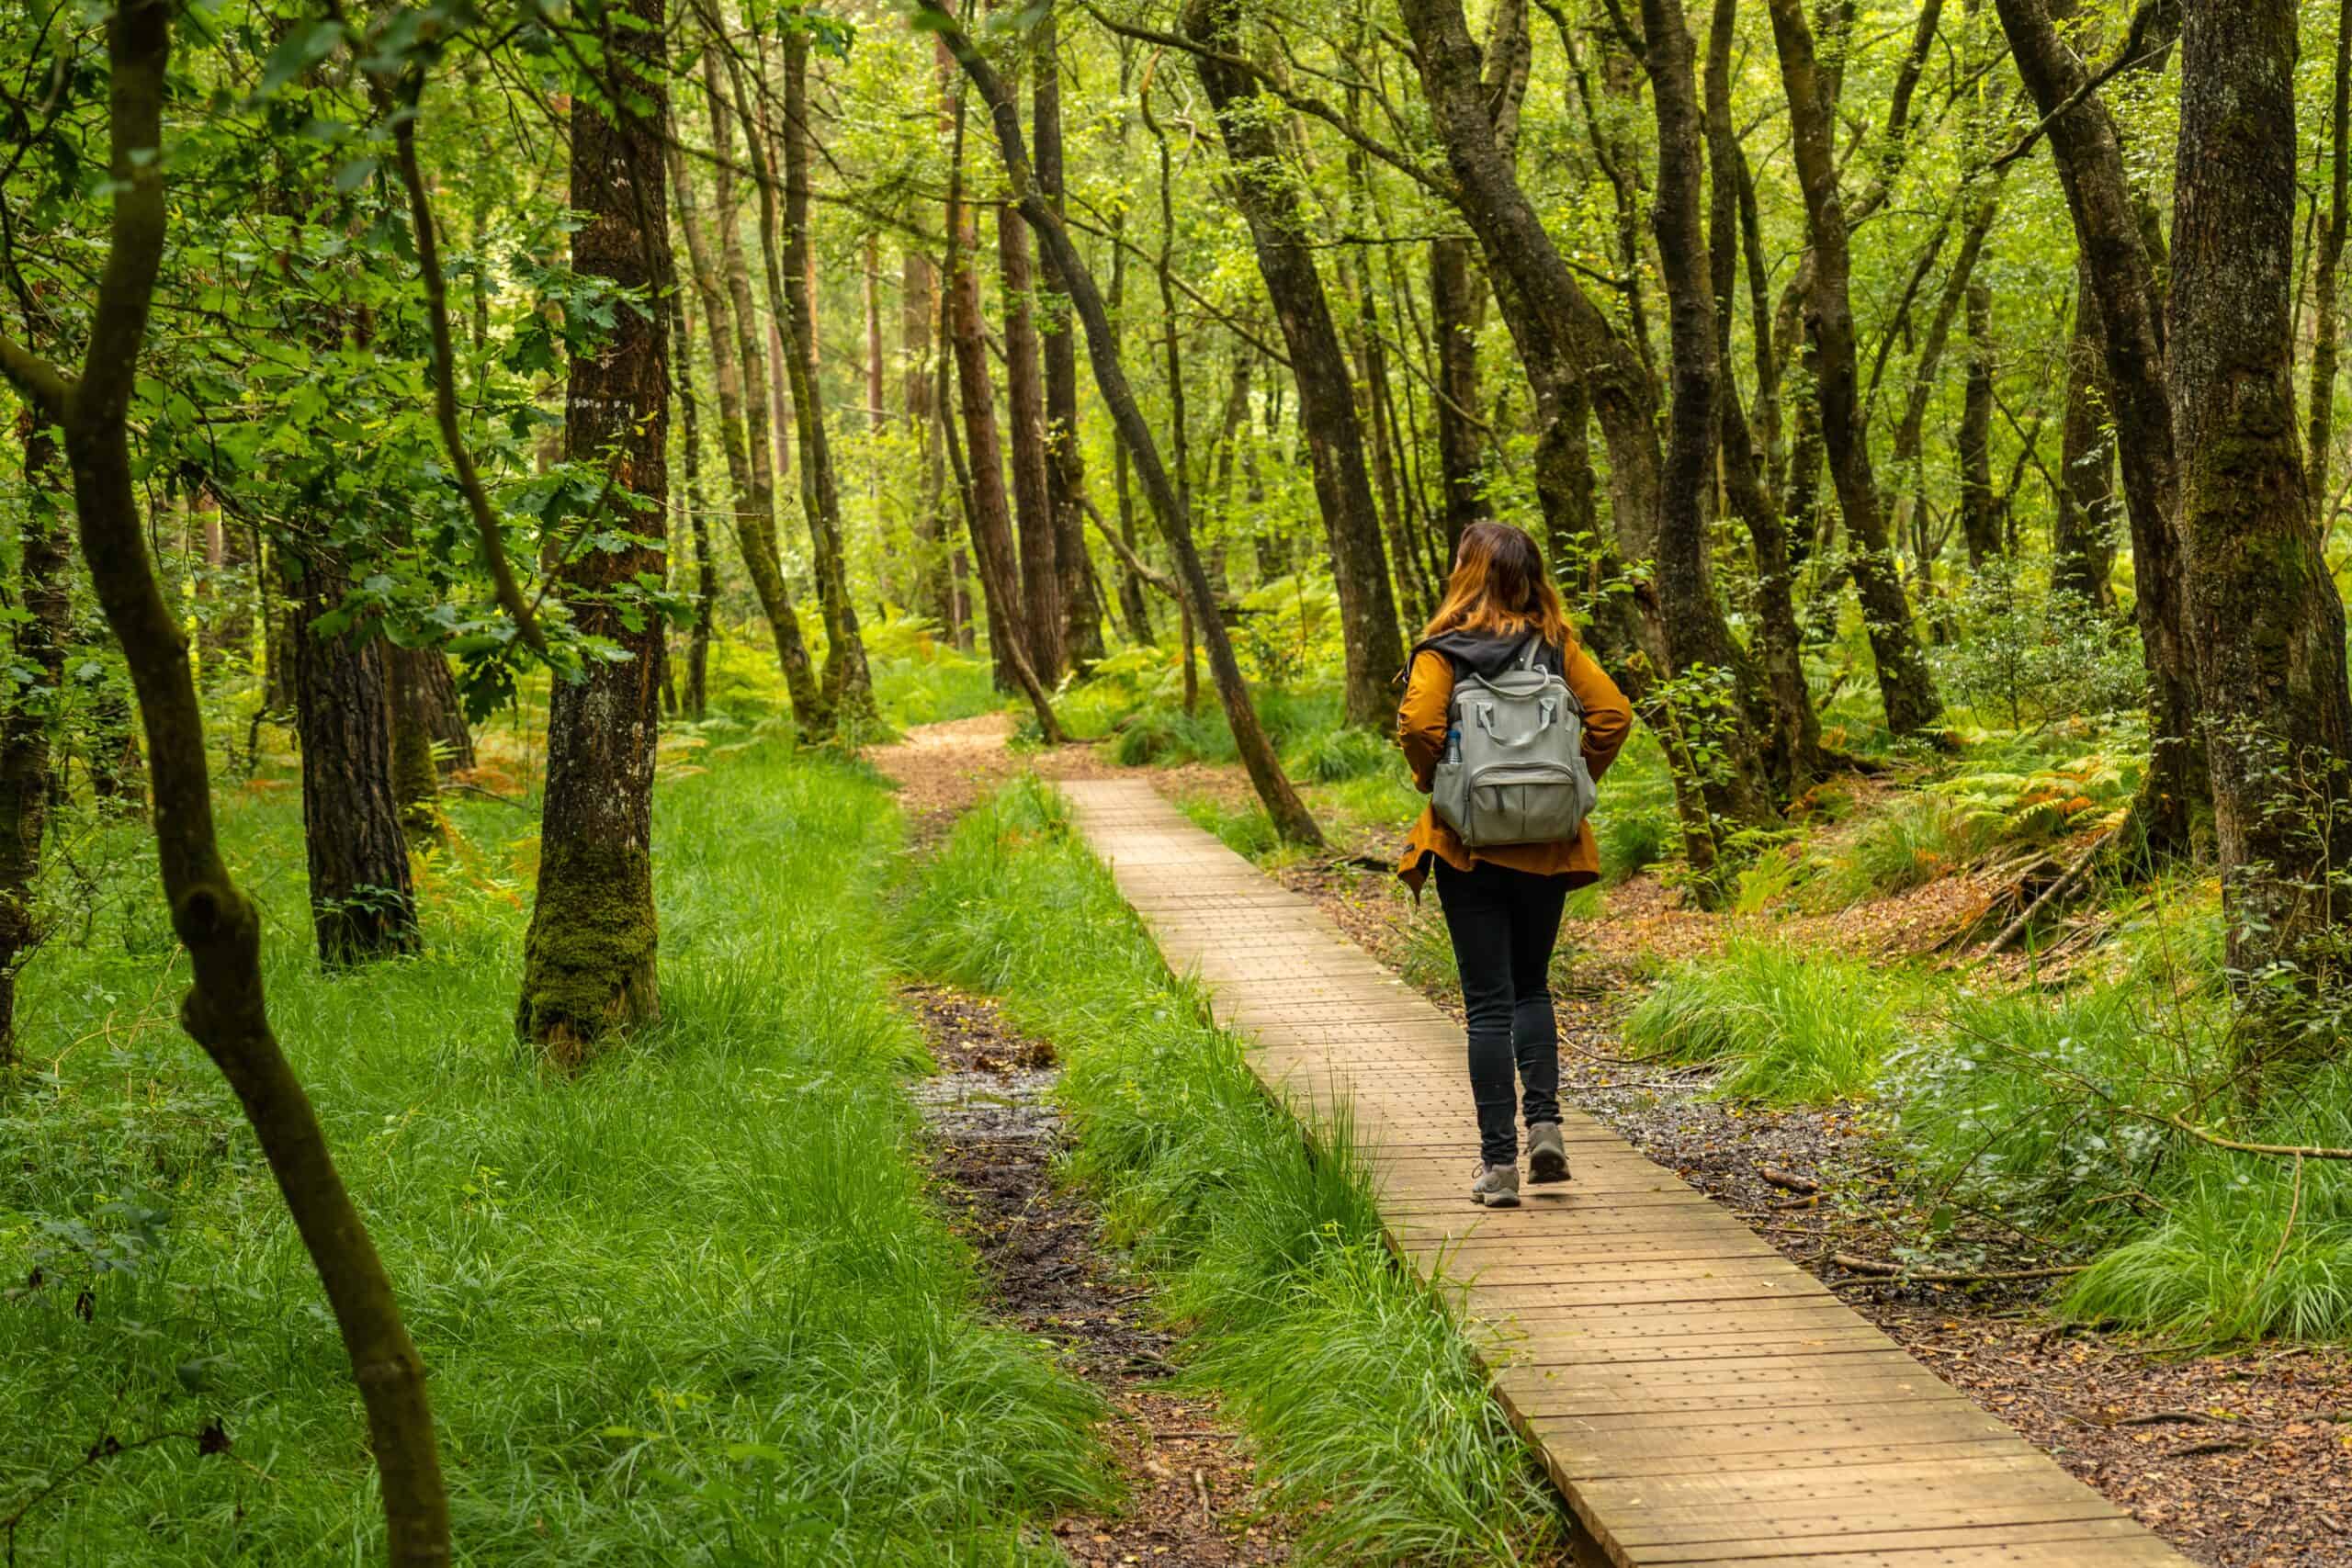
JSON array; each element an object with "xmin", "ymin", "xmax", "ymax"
[{"xmin": 1432, "ymin": 858, "xmax": 1568, "ymax": 1166}]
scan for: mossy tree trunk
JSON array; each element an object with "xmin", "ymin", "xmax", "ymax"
[
  {"xmin": 2169, "ymin": 0, "xmax": 2352, "ymax": 1094},
  {"xmin": 0, "ymin": 4, "xmax": 450, "ymax": 1553},
  {"xmin": 0, "ymin": 413, "xmax": 71, "ymax": 1061},
  {"xmin": 1994, "ymin": 0, "xmax": 2208, "ymax": 859},
  {"xmin": 518, "ymin": 0, "xmax": 668, "ymax": 1060}
]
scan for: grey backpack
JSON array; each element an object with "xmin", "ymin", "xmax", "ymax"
[{"xmin": 1430, "ymin": 637, "xmax": 1598, "ymax": 848}]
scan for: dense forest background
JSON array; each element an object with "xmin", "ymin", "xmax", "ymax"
[{"xmin": 10, "ymin": 0, "xmax": 2352, "ymax": 1561}]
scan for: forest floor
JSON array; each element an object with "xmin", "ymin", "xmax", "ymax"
[
  {"xmin": 873, "ymin": 716, "xmax": 2352, "ymax": 1568},
  {"xmin": 877, "ymin": 719, "xmax": 1301, "ymax": 1563},
  {"xmin": 903, "ymin": 984, "xmax": 1294, "ymax": 1566}
]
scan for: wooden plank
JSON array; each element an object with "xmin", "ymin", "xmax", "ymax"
[{"xmin": 1057, "ymin": 781, "xmax": 2188, "ymax": 1568}]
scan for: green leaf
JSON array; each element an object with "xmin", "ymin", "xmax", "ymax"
[{"xmin": 253, "ymin": 19, "xmax": 345, "ymax": 103}]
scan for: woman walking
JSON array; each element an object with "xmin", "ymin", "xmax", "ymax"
[{"xmin": 1396, "ymin": 523, "xmax": 1633, "ymax": 1208}]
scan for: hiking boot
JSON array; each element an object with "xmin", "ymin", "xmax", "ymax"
[
  {"xmin": 1526, "ymin": 1122, "xmax": 1571, "ymax": 1185},
  {"xmin": 1469, "ymin": 1162, "xmax": 1521, "ymax": 1208}
]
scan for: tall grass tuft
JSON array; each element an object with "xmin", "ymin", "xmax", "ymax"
[
  {"xmin": 898, "ymin": 779, "xmax": 1567, "ymax": 1563},
  {"xmin": 1622, "ymin": 941, "xmax": 1910, "ymax": 1103},
  {"xmin": 1, "ymin": 744, "xmax": 1104, "ymax": 1564},
  {"xmin": 1889, "ymin": 942, "xmax": 2352, "ymax": 1343}
]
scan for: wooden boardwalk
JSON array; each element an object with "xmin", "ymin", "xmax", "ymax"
[{"xmin": 1059, "ymin": 780, "xmax": 2189, "ymax": 1568}]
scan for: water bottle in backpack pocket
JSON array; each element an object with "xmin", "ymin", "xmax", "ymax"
[{"xmin": 1430, "ymin": 637, "xmax": 1598, "ymax": 848}]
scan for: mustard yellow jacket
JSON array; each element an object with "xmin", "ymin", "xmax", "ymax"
[{"xmin": 1394, "ymin": 637, "xmax": 1634, "ymax": 893}]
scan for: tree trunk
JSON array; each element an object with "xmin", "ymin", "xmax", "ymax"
[
  {"xmin": 863, "ymin": 233, "xmax": 887, "ymax": 430},
  {"xmin": 1956, "ymin": 276, "xmax": 1999, "ymax": 570},
  {"xmin": 943, "ymin": 51, "xmax": 1068, "ymax": 739},
  {"xmin": 673, "ymin": 296, "xmax": 716, "ymax": 718},
  {"xmin": 1995, "ymin": 0, "xmax": 2208, "ymax": 858},
  {"xmin": 1034, "ymin": 5, "xmax": 1107, "ymax": 670},
  {"xmin": 765, "ymin": 36, "xmax": 876, "ymax": 723},
  {"xmin": 1430, "ymin": 234, "xmax": 1487, "ymax": 548},
  {"xmin": 928, "ymin": 1, "xmax": 1319, "ymax": 843},
  {"xmin": 2310, "ymin": 0, "xmax": 2352, "ymax": 523},
  {"xmin": 2171, "ymin": 0, "xmax": 2352, "ymax": 1089},
  {"xmin": 0, "ymin": 414, "xmax": 70, "ymax": 1060},
  {"xmin": 1404, "ymin": 0, "xmax": 1764, "ymax": 863},
  {"xmin": 1705, "ymin": 0, "xmax": 1820, "ymax": 794},
  {"xmin": 904, "ymin": 249, "xmax": 959, "ymax": 638},
  {"xmin": 1634, "ymin": 0, "xmax": 1779, "ymax": 828},
  {"xmin": 518, "ymin": 0, "xmax": 668, "ymax": 1058},
  {"xmin": 1765, "ymin": 0, "xmax": 1942, "ymax": 736},
  {"xmin": 387, "ymin": 647, "xmax": 445, "ymax": 846},
  {"xmin": 1185, "ymin": 0, "xmax": 1405, "ymax": 728},
  {"xmin": 0, "ymin": 6, "xmax": 452, "ymax": 1553},
  {"xmin": 670, "ymin": 70, "xmax": 825, "ymax": 732},
  {"xmin": 287, "ymin": 541, "xmax": 418, "ymax": 963},
  {"xmin": 999, "ymin": 185, "xmax": 1063, "ymax": 681},
  {"xmin": 1103, "ymin": 152, "xmax": 1156, "ymax": 647},
  {"xmin": 2051, "ymin": 275, "xmax": 2120, "ymax": 605}
]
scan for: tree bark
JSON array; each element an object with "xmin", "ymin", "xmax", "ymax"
[
  {"xmin": 999, "ymin": 177, "xmax": 1063, "ymax": 681},
  {"xmin": 903, "ymin": 248, "xmax": 959, "ymax": 639},
  {"xmin": 673, "ymin": 295, "xmax": 716, "ymax": 718},
  {"xmin": 287, "ymin": 542, "xmax": 418, "ymax": 962},
  {"xmin": 1430, "ymin": 234, "xmax": 1486, "ymax": 548},
  {"xmin": 1634, "ymin": 0, "xmax": 1779, "ymax": 829},
  {"xmin": 1957, "ymin": 273, "xmax": 1999, "ymax": 569},
  {"xmin": 0, "ymin": 4, "xmax": 450, "ymax": 1554},
  {"xmin": 2170, "ymin": 0, "xmax": 2352, "ymax": 1089},
  {"xmin": 1995, "ymin": 0, "xmax": 2207, "ymax": 858},
  {"xmin": 2310, "ymin": 0, "xmax": 2352, "ymax": 522},
  {"xmin": 1034, "ymin": 5, "xmax": 1107, "ymax": 670},
  {"xmin": 1185, "ymin": 0, "xmax": 1405, "ymax": 728},
  {"xmin": 1765, "ymin": 0, "xmax": 1941, "ymax": 736},
  {"xmin": 764, "ymin": 35, "xmax": 876, "ymax": 723},
  {"xmin": 943, "ymin": 51, "xmax": 1069, "ymax": 739},
  {"xmin": 518, "ymin": 0, "xmax": 667, "ymax": 1058},
  {"xmin": 0, "ymin": 414, "xmax": 70, "ymax": 1060},
  {"xmin": 2051, "ymin": 273, "xmax": 2120, "ymax": 604},
  {"xmin": 926, "ymin": 1, "xmax": 1319, "ymax": 844},
  {"xmin": 671, "ymin": 66, "xmax": 825, "ymax": 731},
  {"xmin": 1705, "ymin": 0, "xmax": 1820, "ymax": 794}
]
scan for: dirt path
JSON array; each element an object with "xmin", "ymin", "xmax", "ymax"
[
  {"xmin": 876, "ymin": 719, "xmax": 1295, "ymax": 1563},
  {"xmin": 904, "ymin": 985, "xmax": 1293, "ymax": 1567}
]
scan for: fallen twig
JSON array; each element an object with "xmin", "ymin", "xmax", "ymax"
[
  {"xmin": 1759, "ymin": 1167, "xmax": 1819, "ymax": 1195},
  {"xmin": 1979, "ymin": 829, "xmax": 2112, "ymax": 959},
  {"xmin": 1830, "ymin": 1251, "xmax": 2088, "ymax": 1285}
]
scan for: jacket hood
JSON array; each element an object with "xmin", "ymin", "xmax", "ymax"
[{"xmin": 1414, "ymin": 627, "xmax": 1560, "ymax": 679}]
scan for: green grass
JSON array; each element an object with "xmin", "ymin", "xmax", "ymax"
[
  {"xmin": 1622, "ymin": 940, "xmax": 1914, "ymax": 1104},
  {"xmin": 897, "ymin": 779, "xmax": 1567, "ymax": 1564},
  {"xmin": 1, "ymin": 743, "xmax": 1102, "ymax": 1563},
  {"xmin": 1887, "ymin": 916, "xmax": 2352, "ymax": 1343}
]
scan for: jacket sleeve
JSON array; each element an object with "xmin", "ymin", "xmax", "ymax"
[
  {"xmin": 1396, "ymin": 649, "xmax": 1453, "ymax": 794},
  {"xmin": 1566, "ymin": 640, "xmax": 1634, "ymax": 781}
]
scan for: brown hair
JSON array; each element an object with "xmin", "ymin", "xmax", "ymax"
[{"xmin": 1419, "ymin": 521, "xmax": 1574, "ymax": 651}]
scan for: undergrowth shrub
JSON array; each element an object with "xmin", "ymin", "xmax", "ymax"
[
  {"xmin": 1623, "ymin": 941, "xmax": 1911, "ymax": 1103},
  {"xmin": 1812, "ymin": 796, "xmax": 1989, "ymax": 905},
  {"xmin": 1931, "ymin": 577, "xmax": 2145, "ymax": 732},
  {"xmin": 899, "ymin": 779, "xmax": 1566, "ymax": 1564},
  {"xmin": 1888, "ymin": 899, "xmax": 2352, "ymax": 1342}
]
